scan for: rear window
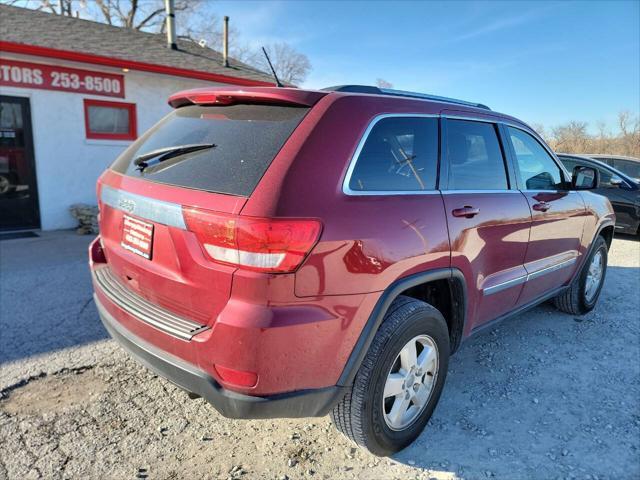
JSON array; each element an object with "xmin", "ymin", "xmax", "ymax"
[{"xmin": 111, "ymin": 104, "xmax": 309, "ymax": 196}]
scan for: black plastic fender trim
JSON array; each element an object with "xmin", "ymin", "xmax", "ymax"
[{"xmin": 336, "ymin": 267, "xmax": 467, "ymax": 387}]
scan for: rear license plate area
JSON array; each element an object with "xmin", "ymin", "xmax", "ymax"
[{"xmin": 121, "ymin": 215, "xmax": 154, "ymax": 260}]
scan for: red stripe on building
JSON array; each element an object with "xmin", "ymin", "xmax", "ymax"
[{"xmin": 0, "ymin": 41, "xmax": 275, "ymax": 87}]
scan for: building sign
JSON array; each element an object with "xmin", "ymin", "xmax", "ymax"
[{"xmin": 0, "ymin": 58, "xmax": 125, "ymax": 98}]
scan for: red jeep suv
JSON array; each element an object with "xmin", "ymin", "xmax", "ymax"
[{"xmin": 90, "ymin": 85, "xmax": 614, "ymax": 455}]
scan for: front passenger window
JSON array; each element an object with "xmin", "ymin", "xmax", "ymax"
[
  {"xmin": 508, "ymin": 127, "xmax": 565, "ymax": 190},
  {"xmin": 597, "ymin": 168, "xmax": 621, "ymax": 189}
]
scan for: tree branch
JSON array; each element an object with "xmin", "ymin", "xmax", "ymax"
[{"xmin": 135, "ymin": 7, "xmax": 164, "ymax": 30}]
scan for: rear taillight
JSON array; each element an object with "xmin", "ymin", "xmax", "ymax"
[{"xmin": 182, "ymin": 207, "xmax": 322, "ymax": 273}]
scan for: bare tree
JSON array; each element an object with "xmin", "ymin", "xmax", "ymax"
[
  {"xmin": 594, "ymin": 120, "xmax": 610, "ymax": 153},
  {"xmin": 551, "ymin": 121, "xmax": 590, "ymax": 153},
  {"xmin": 540, "ymin": 112, "xmax": 639, "ymax": 157},
  {"xmin": 376, "ymin": 78, "xmax": 393, "ymax": 89},
  {"xmin": 1, "ymin": 0, "xmax": 65, "ymax": 13},
  {"xmin": 245, "ymin": 43, "xmax": 311, "ymax": 85},
  {"xmin": 531, "ymin": 123, "xmax": 550, "ymax": 143},
  {"xmin": 4, "ymin": 0, "xmax": 313, "ymax": 84},
  {"xmin": 618, "ymin": 111, "xmax": 632, "ymax": 136},
  {"xmin": 3, "ymin": 0, "xmax": 200, "ymax": 30},
  {"xmin": 617, "ymin": 111, "xmax": 640, "ymax": 157},
  {"xmin": 181, "ymin": 20, "xmax": 311, "ymax": 84},
  {"xmin": 90, "ymin": 0, "xmax": 199, "ymax": 31},
  {"xmin": 178, "ymin": 12, "xmax": 243, "ymax": 55}
]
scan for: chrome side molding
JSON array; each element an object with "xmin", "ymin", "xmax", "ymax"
[
  {"xmin": 483, "ymin": 275, "xmax": 527, "ymax": 296},
  {"xmin": 483, "ymin": 256, "xmax": 578, "ymax": 296}
]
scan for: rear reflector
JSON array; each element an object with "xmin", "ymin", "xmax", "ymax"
[
  {"xmin": 214, "ymin": 365, "xmax": 258, "ymax": 388},
  {"xmin": 89, "ymin": 236, "xmax": 107, "ymax": 264},
  {"xmin": 182, "ymin": 207, "xmax": 321, "ymax": 273}
]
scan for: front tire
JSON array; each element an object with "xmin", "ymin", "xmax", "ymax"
[
  {"xmin": 331, "ymin": 296, "xmax": 450, "ymax": 456},
  {"xmin": 553, "ymin": 235, "xmax": 608, "ymax": 315}
]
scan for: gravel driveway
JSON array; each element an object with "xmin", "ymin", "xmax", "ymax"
[{"xmin": 1, "ymin": 231, "xmax": 638, "ymax": 480}]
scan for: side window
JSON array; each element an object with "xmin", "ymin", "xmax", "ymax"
[
  {"xmin": 613, "ymin": 159, "xmax": 640, "ymax": 179},
  {"xmin": 600, "ymin": 169, "xmax": 613, "ymax": 186},
  {"xmin": 348, "ymin": 117, "xmax": 438, "ymax": 192},
  {"xmin": 560, "ymin": 158, "xmax": 579, "ymax": 174},
  {"xmin": 445, "ymin": 119, "xmax": 508, "ymax": 190},
  {"xmin": 561, "ymin": 158, "xmax": 619, "ymax": 188},
  {"xmin": 507, "ymin": 127, "xmax": 564, "ymax": 190},
  {"xmin": 597, "ymin": 167, "xmax": 619, "ymax": 188}
]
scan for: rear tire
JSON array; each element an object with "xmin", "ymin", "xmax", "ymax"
[
  {"xmin": 553, "ymin": 235, "xmax": 608, "ymax": 315},
  {"xmin": 331, "ymin": 295, "xmax": 450, "ymax": 456}
]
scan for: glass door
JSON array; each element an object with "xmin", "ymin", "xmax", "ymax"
[{"xmin": 0, "ymin": 96, "xmax": 40, "ymax": 230}]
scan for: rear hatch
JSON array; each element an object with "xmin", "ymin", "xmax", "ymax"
[{"xmin": 97, "ymin": 99, "xmax": 312, "ymax": 328}]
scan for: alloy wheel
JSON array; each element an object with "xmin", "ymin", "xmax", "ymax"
[
  {"xmin": 585, "ymin": 250, "xmax": 604, "ymax": 302},
  {"xmin": 382, "ymin": 335, "xmax": 439, "ymax": 431}
]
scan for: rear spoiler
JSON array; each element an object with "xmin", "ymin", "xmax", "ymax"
[{"xmin": 168, "ymin": 87, "xmax": 327, "ymax": 108}]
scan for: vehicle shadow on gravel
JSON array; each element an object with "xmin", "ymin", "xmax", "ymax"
[
  {"xmin": 0, "ymin": 232, "xmax": 108, "ymax": 364},
  {"xmin": 393, "ymin": 264, "xmax": 640, "ymax": 479}
]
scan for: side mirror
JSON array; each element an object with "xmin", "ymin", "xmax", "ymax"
[
  {"xmin": 572, "ymin": 166, "xmax": 599, "ymax": 190},
  {"xmin": 610, "ymin": 176, "xmax": 624, "ymax": 187}
]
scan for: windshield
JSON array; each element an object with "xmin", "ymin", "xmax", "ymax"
[{"xmin": 111, "ymin": 104, "xmax": 309, "ymax": 196}]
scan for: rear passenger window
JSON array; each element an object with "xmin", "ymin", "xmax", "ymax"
[
  {"xmin": 613, "ymin": 159, "xmax": 640, "ymax": 179},
  {"xmin": 507, "ymin": 127, "xmax": 565, "ymax": 190},
  {"xmin": 445, "ymin": 120, "xmax": 508, "ymax": 190},
  {"xmin": 348, "ymin": 117, "xmax": 438, "ymax": 192}
]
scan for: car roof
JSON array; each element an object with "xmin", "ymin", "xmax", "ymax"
[
  {"xmin": 167, "ymin": 86, "xmax": 525, "ymax": 126},
  {"xmin": 585, "ymin": 154, "xmax": 640, "ymax": 162},
  {"xmin": 557, "ymin": 153, "xmax": 611, "ymax": 168},
  {"xmin": 322, "ymin": 85, "xmax": 492, "ymax": 110}
]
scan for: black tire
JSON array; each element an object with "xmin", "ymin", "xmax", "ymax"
[
  {"xmin": 553, "ymin": 235, "xmax": 608, "ymax": 315},
  {"xmin": 331, "ymin": 295, "xmax": 450, "ymax": 456}
]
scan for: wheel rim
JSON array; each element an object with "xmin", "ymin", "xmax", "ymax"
[
  {"xmin": 382, "ymin": 335, "xmax": 439, "ymax": 431},
  {"xmin": 585, "ymin": 250, "xmax": 604, "ymax": 302}
]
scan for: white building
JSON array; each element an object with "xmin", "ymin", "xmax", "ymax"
[{"xmin": 0, "ymin": 5, "xmax": 274, "ymax": 231}]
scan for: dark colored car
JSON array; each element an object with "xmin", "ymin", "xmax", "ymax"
[
  {"xmin": 90, "ymin": 85, "xmax": 615, "ymax": 456},
  {"xmin": 558, "ymin": 154, "xmax": 639, "ymax": 235},
  {"xmin": 588, "ymin": 154, "xmax": 640, "ymax": 182}
]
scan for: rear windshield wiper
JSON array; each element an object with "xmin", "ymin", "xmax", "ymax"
[{"xmin": 134, "ymin": 143, "xmax": 216, "ymax": 171}]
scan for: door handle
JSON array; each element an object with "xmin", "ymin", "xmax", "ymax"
[
  {"xmin": 452, "ymin": 206, "xmax": 480, "ymax": 218},
  {"xmin": 532, "ymin": 201, "xmax": 551, "ymax": 212}
]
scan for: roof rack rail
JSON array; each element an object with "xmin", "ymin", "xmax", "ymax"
[{"xmin": 322, "ymin": 85, "xmax": 491, "ymax": 110}]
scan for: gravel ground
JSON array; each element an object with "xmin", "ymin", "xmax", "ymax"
[{"xmin": 1, "ymin": 231, "xmax": 639, "ymax": 480}]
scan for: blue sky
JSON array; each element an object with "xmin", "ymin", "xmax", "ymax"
[{"xmin": 214, "ymin": 0, "xmax": 639, "ymax": 132}]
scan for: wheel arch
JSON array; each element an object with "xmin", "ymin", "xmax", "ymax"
[
  {"xmin": 599, "ymin": 223, "xmax": 614, "ymax": 250},
  {"xmin": 573, "ymin": 220, "xmax": 615, "ymax": 282},
  {"xmin": 336, "ymin": 268, "xmax": 467, "ymax": 387}
]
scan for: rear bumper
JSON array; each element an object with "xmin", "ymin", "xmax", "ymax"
[{"xmin": 96, "ymin": 294, "xmax": 347, "ymax": 419}]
